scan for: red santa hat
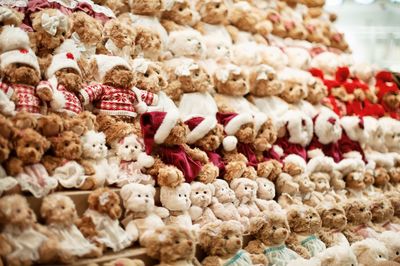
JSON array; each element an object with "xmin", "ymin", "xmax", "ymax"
[
  {"xmin": 216, "ymin": 112, "xmax": 253, "ymax": 151},
  {"xmin": 91, "ymin": 54, "xmax": 131, "ymax": 83},
  {"xmin": 184, "ymin": 116, "xmax": 217, "ymax": 144},
  {"xmin": 0, "ymin": 26, "xmax": 30, "ymax": 53},
  {"xmin": 335, "ymin": 66, "xmax": 350, "ymax": 83},
  {"xmin": 0, "ymin": 48, "xmax": 40, "ymax": 73},
  {"xmin": 140, "ymin": 111, "xmax": 180, "ymax": 154}
]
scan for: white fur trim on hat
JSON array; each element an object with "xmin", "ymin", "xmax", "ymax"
[
  {"xmin": 186, "ymin": 116, "xmax": 217, "ymax": 144},
  {"xmin": 225, "ymin": 113, "xmax": 253, "ymax": 135},
  {"xmin": 223, "ymin": 136, "xmax": 238, "ymax": 151},
  {"xmin": 314, "ymin": 110, "xmax": 342, "ymax": 145},
  {"xmin": 154, "ymin": 110, "xmax": 180, "ymax": 144},
  {"xmin": 335, "ymin": 158, "xmax": 365, "ymax": 176},
  {"xmin": 47, "ymin": 52, "xmax": 81, "ymax": 78},
  {"xmin": 0, "ymin": 48, "xmax": 40, "ymax": 73},
  {"xmin": 283, "ymin": 154, "xmax": 307, "ymax": 171},
  {"xmin": 306, "ymin": 156, "xmax": 334, "ymax": 174},
  {"xmin": 0, "ymin": 26, "xmax": 30, "ymax": 53},
  {"xmin": 92, "ymin": 54, "xmax": 131, "ymax": 83},
  {"xmin": 283, "ymin": 110, "xmax": 313, "ymax": 147}
]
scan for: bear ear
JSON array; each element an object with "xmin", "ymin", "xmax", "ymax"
[
  {"xmin": 120, "ymin": 184, "xmax": 134, "ymax": 202},
  {"xmin": 248, "ymin": 216, "xmax": 265, "ymax": 234}
]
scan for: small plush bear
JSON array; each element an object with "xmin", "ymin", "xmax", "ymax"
[
  {"xmin": 144, "ymin": 225, "xmax": 200, "ymax": 266},
  {"xmin": 4, "ymin": 127, "xmax": 58, "ymax": 198},
  {"xmin": 189, "ymin": 181, "xmax": 219, "ymax": 227},
  {"xmin": 40, "ymin": 194, "xmax": 102, "ymax": 261},
  {"xmin": 0, "ymin": 194, "xmax": 60, "ymax": 265},
  {"xmin": 317, "ymin": 245, "xmax": 358, "ymax": 266},
  {"xmin": 210, "ymin": 179, "xmax": 249, "ymax": 230},
  {"xmin": 285, "ymin": 204, "xmax": 326, "ymax": 258},
  {"xmin": 120, "ymin": 183, "xmax": 169, "ymax": 245},
  {"xmin": 378, "ymin": 231, "xmax": 400, "ymax": 263},
  {"xmin": 195, "ymin": 0, "xmax": 228, "ymax": 24},
  {"xmin": 230, "ymin": 178, "xmax": 261, "ymax": 219},
  {"xmin": 163, "ymin": 27, "xmax": 205, "ymax": 60},
  {"xmin": 160, "ymin": 183, "xmax": 199, "ymax": 232},
  {"xmin": 245, "ymin": 211, "xmax": 302, "ymax": 265},
  {"xmin": 351, "ymin": 238, "xmax": 391, "ymax": 266},
  {"xmin": 0, "ymin": 6, "xmax": 24, "ymax": 27},
  {"xmin": 199, "ymin": 221, "xmax": 252, "ymax": 266},
  {"xmin": 343, "ymin": 198, "xmax": 379, "ymax": 243},
  {"xmin": 316, "ymin": 202, "xmax": 350, "ymax": 248},
  {"xmin": 370, "ymin": 195, "xmax": 398, "ymax": 233},
  {"xmin": 29, "ymin": 8, "xmax": 69, "ymax": 58},
  {"xmin": 162, "ymin": 0, "xmax": 199, "ymax": 27},
  {"xmin": 78, "ymin": 188, "xmax": 133, "ymax": 252},
  {"xmin": 278, "ymin": 68, "xmax": 309, "ymax": 104}
]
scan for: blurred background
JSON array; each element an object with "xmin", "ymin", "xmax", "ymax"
[{"xmin": 325, "ymin": 1, "xmax": 400, "ymax": 71}]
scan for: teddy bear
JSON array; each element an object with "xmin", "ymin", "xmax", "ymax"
[
  {"xmin": 342, "ymin": 198, "xmax": 380, "ymax": 244},
  {"xmin": 189, "ymin": 182, "xmax": 219, "ymax": 227},
  {"xmin": 199, "ymin": 220, "xmax": 252, "ymax": 266},
  {"xmin": 328, "ymin": 28, "xmax": 349, "ymax": 52},
  {"xmin": 339, "ymin": 115, "xmax": 368, "ymax": 161},
  {"xmin": 351, "ymin": 238, "xmax": 391, "ymax": 266},
  {"xmin": 144, "ymin": 225, "xmax": 199, "ymax": 266},
  {"xmin": 0, "ymin": 6, "xmax": 24, "ymax": 27},
  {"xmin": 43, "ymin": 130, "xmax": 97, "ymax": 190},
  {"xmin": 118, "ymin": 14, "xmax": 168, "ymax": 60},
  {"xmin": 304, "ymin": 18, "xmax": 331, "ymax": 46},
  {"xmin": 4, "ymin": 127, "xmax": 58, "ymax": 198},
  {"xmin": 0, "ymin": 194, "xmax": 61, "ymax": 265},
  {"xmin": 378, "ymin": 231, "xmax": 400, "ymax": 263},
  {"xmin": 78, "ymin": 188, "xmax": 133, "ymax": 252},
  {"xmin": 386, "ymin": 191, "xmax": 400, "ymax": 225},
  {"xmin": 285, "ymin": 204, "xmax": 326, "ymax": 258},
  {"xmin": 305, "ymin": 75, "xmax": 329, "ymax": 106},
  {"xmin": 375, "ymin": 71, "xmax": 400, "ymax": 119},
  {"xmin": 370, "ymin": 195, "xmax": 399, "ymax": 233},
  {"xmin": 141, "ymin": 111, "xmax": 218, "ymax": 185},
  {"xmin": 338, "ymin": 159, "xmax": 370, "ymax": 199},
  {"xmin": 120, "ymin": 183, "xmax": 169, "ymax": 245},
  {"xmin": 104, "ymin": 258, "xmax": 146, "ymax": 266},
  {"xmin": 97, "ymin": 114, "xmax": 155, "ymax": 187},
  {"xmin": 230, "ymin": 178, "xmax": 261, "ymax": 219},
  {"xmin": 245, "ymin": 211, "xmax": 302, "ymax": 265},
  {"xmin": 161, "ymin": 0, "xmax": 199, "ymax": 27},
  {"xmin": 78, "ymin": 54, "xmax": 148, "ymax": 121},
  {"xmin": 275, "ymin": 173, "xmax": 301, "ymax": 204},
  {"xmin": 195, "ymin": 0, "xmax": 228, "ymax": 24},
  {"xmin": 67, "ymin": 11, "xmax": 103, "ymax": 60},
  {"xmin": 317, "ymin": 245, "xmax": 358, "ymax": 266},
  {"xmin": 160, "ymin": 183, "xmax": 199, "ymax": 232},
  {"xmin": 254, "ymin": 178, "xmax": 282, "ymax": 212},
  {"xmin": 210, "ymin": 179, "xmax": 250, "ymax": 230},
  {"xmin": 40, "ymin": 194, "xmax": 102, "ymax": 262},
  {"xmin": 0, "ymin": 27, "xmax": 53, "ymax": 115},
  {"xmin": 96, "ymin": 18, "xmax": 136, "ymax": 61},
  {"xmin": 316, "ymin": 202, "xmax": 350, "ymax": 248},
  {"xmin": 29, "ymin": 8, "xmax": 70, "ymax": 58}
]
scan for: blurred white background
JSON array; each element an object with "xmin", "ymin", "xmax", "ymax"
[{"xmin": 325, "ymin": 1, "xmax": 400, "ymax": 71}]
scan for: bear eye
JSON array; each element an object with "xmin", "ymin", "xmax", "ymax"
[
  {"xmin": 232, "ymin": 77, "xmax": 237, "ymax": 81},
  {"xmin": 244, "ymin": 187, "xmax": 248, "ymax": 190},
  {"xmin": 179, "ymin": 7, "xmax": 184, "ymax": 11},
  {"xmin": 178, "ymin": 194, "xmax": 182, "ymax": 197},
  {"xmin": 379, "ymin": 255, "xmax": 382, "ymax": 258},
  {"xmin": 195, "ymin": 72, "xmax": 199, "ymax": 77},
  {"xmin": 309, "ymin": 215, "xmax": 313, "ymax": 219},
  {"xmin": 134, "ymin": 145, "xmax": 138, "ymax": 149},
  {"xmin": 92, "ymin": 144, "xmax": 96, "ymax": 147},
  {"xmin": 333, "ymin": 213, "xmax": 336, "ymax": 216},
  {"xmin": 25, "ymin": 143, "xmax": 30, "ymax": 148},
  {"xmin": 64, "ymin": 141, "xmax": 69, "ymax": 146},
  {"xmin": 397, "ymin": 251, "xmax": 399, "ymax": 255},
  {"xmin": 144, "ymin": 73, "xmax": 149, "ymax": 77},
  {"xmin": 187, "ymin": 38, "xmax": 191, "ymax": 41},
  {"xmin": 216, "ymin": 3, "xmax": 220, "ymax": 8},
  {"xmin": 360, "ymin": 208, "xmax": 364, "ymax": 212},
  {"xmin": 146, "ymin": 194, "xmax": 149, "ymax": 198},
  {"xmin": 203, "ymin": 191, "xmax": 207, "ymax": 194},
  {"xmin": 125, "ymin": 145, "xmax": 129, "ymax": 149},
  {"xmin": 272, "ymin": 226, "xmax": 276, "ymax": 230},
  {"xmin": 195, "ymin": 191, "xmax": 199, "ymax": 195},
  {"xmin": 61, "ymin": 205, "xmax": 65, "ymax": 209},
  {"xmin": 175, "ymin": 239, "xmax": 180, "ymax": 244},
  {"xmin": 16, "ymin": 208, "xmax": 21, "ymax": 213},
  {"xmin": 184, "ymin": 194, "xmax": 187, "ymax": 198},
  {"xmin": 138, "ymin": 194, "xmax": 141, "ymax": 197},
  {"xmin": 224, "ymin": 235, "xmax": 229, "ymax": 240}
]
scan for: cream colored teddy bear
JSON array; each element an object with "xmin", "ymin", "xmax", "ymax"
[{"xmin": 189, "ymin": 182, "xmax": 219, "ymax": 227}]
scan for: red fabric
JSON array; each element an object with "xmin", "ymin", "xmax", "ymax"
[
  {"xmin": 263, "ymin": 147, "xmax": 283, "ymax": 163},
  {"xmin": 26, "ymin": 0, "xmax": 73, "ymax": 16},
  {"xmin": 216, "ymin": 112, "xmax": 238, "ymax": 127},
  {"xmin": 237, "ymin": 143, "xmax": 258, "ymax": 167},
  {"xmin": 206, "ymin": 151, "xmax": 225, "ymax": 176},
  {"xmin": 184, "ymin": 117, "xmax": 204, "ymax": 130},
  {"xmin": 309, "ymin": 68, "xmax": 324, "ymax": 80},
  {"xmin": 74, "ymin": 2, "xmax": 110, "ymax": 23},
  {"xmin": 274, "ymin": 137, "xmax": 307, "ymax": 161},
  {"xmin": 335, "ymin": 67, "xmax": 350, "ymax": 83},
  {"xmin": 140, "ymin": 111, "xmax": 167, "ymax": 154},
  {"xmin": 140, "ymin": 90, "xmax": 157, "ymax": 106},
  {"xmin": 323, "ymin": 96, "xmax": 347, "ymax": 117},
  {"xmin": 308, "ymin": 136, "xmax": 342, "ymax": 162},
  {"xmin": 338, "ymin": 132, "xmax": 366, "ymax": 162},
  {"xmin": 376, "ymin": 71, "xmax": 393, "ymax": 83},
  {"xmin": 0, "ymin": 82, "xmax": 41, "ymax": 113},
  {"xmin": 159, "ymin": 145, "xmax": 202, "ymax": 183}
]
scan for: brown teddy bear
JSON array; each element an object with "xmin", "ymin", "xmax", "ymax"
[
  {"xmin": 40, "ymin": 194, "xmax": 102, "ymax": 262},
  {"xmin": 370, "ymin": 195, "xmax": 398, "ymax": 233},
  {"xmin": 78, "ymin": 188, "xmax": 133, "ymax": 252},
  {"xmin": 316, "ymin": 202, "xmax": 350, "ymax": 248},
  {"xmin": 144, "ymin": 225, "xmax": 199, "ymax": 266},
  {"xmin": 161, "ymin": 0, "xmax": 199, "ymax": 27},
  {"xmin": 266, "ymin": 9, "xmax": 287, "ymax": 38},
  {"xmin": 199, "ymin": 221, "xmax": 252, "ymax": 266},
  {"xmin": 67, "ymin": 12, "xmax": 103, "ymax": 60},
  {"xmin": 304, "ymin": 18, "xmax": 331, "ymax": 46},
  {"xmin": 305, "ymin": 75, "xmax": 328, "ymax": 105},
  {"xmin": 245, "ymin": 211, "xmax": 301, "ymax": 265},
  {"xmin": 0, "ymin": 194, "xmax": 60, "ymax": 265},
  {"xmin": 97, "ymin": 18, "xmax": 136, "ymax": 61},
  {"xmin": 195, "ymin": 0, "xmax": 228, "ymax": 24},
  {"xmin": 128, "ymin": 0, "xmax": 162, "ymax": 15},
  {"xmin": 386, "ymin": 191, "xmax": 400, "ymax": 225},
  {"xmin": 4, "ymin": 127, "xmax": 58, "ymax": 198},
  {"xmin": 285, "ymin": 204, "xmax": 326, "ymax": 259},
  {"xmin": 278, "ymin": 68, "xmax": 309, "ymax": 104},
  {"xmin": 343, "ymin": 198, "xmax": 379, "ymax": 244},
  {"xmin": 29, "ymin": 9, "xmax": 70, "ymax": 58}
]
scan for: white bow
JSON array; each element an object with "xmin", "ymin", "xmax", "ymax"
[
  {"xmin": 41, "ymin": 13, "xmax": 68, "ymax": 36},
  {"xmin": 257, "ymin": 72, "xmax": 268, "ymax": 81},
  {"xmin": 99, "ymin": 192, "xmax": 110, "ymax": 206},
  {"xmin": 175, "ymin": 62, "xmax": 199, "ymax": 77},
  {"xmin": 104, "ymin": 39, "xmax": 131, "ymax": 61},
  {"xmin": 71, "ymin": 32, "xmax": 96, "ymax": 58},
  {"xmin": 0, "ymin": 7, "xmax": 13, "ymax": 22},
  {"xmin": 132, "ymin": 59, "xmax": 150, "ymax": 74}
]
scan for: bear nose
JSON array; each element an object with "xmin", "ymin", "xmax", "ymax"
[
  {"xmin": 236, "ymin": 240, "xmax": 241, "ymax": 245},
  {"xmin": 188, "ymin": 241, "xmax": 193, "ymax": 246},
  {"xmin": 145, "ymin": 199, "xmax": 149, "ymax": 203}
]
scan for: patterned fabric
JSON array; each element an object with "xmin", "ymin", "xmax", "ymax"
[
  {"xmin": 224, "ymin": 250, "xmax": 252, "ymax": 266},
  {"xmin": 15, "ymin": 164, "xmax": 58, "ymax": 198},
  {"xmin": 300, "ymin": 235, "xmax": 326, "ymax": 257},
  {"xmin": 0, "ymin": 82, "xmax": 42, "ymax": 113},
  {"xmin": 264, "ymin": 244, "xmax": 300, "ymax": 266},
  {"xmin": 79, "ymin": 84, "xmax": 154, "ymax": 117},
  {"xmin": 140, "ymin": 90, "xmax": 157, "ymax": 106}
]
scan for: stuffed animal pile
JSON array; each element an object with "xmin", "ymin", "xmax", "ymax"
[{"xmin": 0, "ymin": 0, "xmax": 400, "ymax": 265}]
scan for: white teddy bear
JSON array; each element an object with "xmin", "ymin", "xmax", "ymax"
[
  {"xmin": 166, "ymin": 28, "xmax": 206, "ymax": 59},
  {"xmin": 189, "ymin": 182, "xmax": 219, "ymax": 227},
  {"xmin": 254, "ymin": 178, "xmax": 281, "ymax": 212},
  {"xmin": 160, "ymin": 183, "xmax": 199, "ymax": 232},
  {"xmin": 120, "ymin": 183, "xmax": 169, "ymax": 245},
  {"xmin": 230, "ymin": 178, "xmax": 260, "ymax": 219},
  {"xmin": 351, "ymin": 238, "xmax": 389, "ymax": 266},
  {"xmin": 81, "ymin": 130, "xmax": 116, "ymax": 188},
  {"xmin": 108, "ymin": 134, "xmax": 155, "ymax": 187},
  {"xmin": 317, "ymin": 246, "xmax": 357, "ymax": 266}
]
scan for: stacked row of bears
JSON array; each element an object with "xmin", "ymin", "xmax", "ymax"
[{"xmin": 0, "ymin": 0, "xmax": 400, "ymax": 265}]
